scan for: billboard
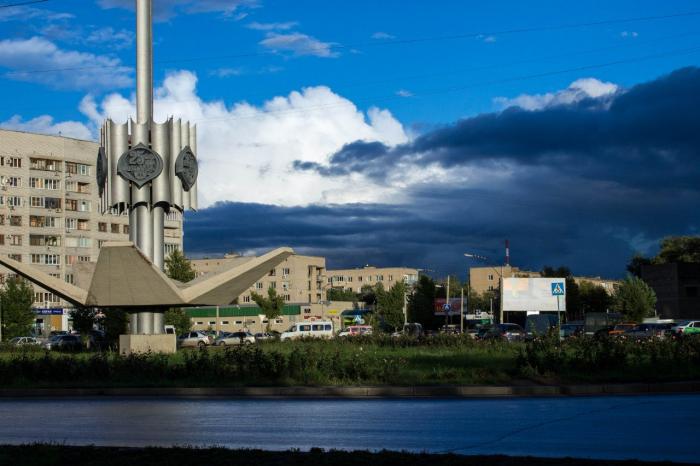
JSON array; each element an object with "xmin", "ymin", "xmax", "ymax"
[
  {"xmin": 501, "ymin": 278, "xmax": 566, "ymax": 312},
  {"xmin": 434, "ymin": 298, "xmax": 462, "ymax": 316}
]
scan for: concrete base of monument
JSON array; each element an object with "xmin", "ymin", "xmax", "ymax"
[{"xmin": 119, "ymin": 334, "xmax": 177, "ymax": 355}]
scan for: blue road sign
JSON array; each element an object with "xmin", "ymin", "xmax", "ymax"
[{"xmin": 551, "ymin": 282, "xmax": 565, "ymax": 296}]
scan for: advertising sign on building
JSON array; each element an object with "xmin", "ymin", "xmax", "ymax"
[
  {"xmin": 501, "ymin": 278, "xmax": 566, "ymax": 312},
  {"xmin": 33, "ymin": 308, "xmax": 64, "ymax": 315},
  {"xmin": 434, "ymin": 298, "xmax": 462, "ymax": 316}
]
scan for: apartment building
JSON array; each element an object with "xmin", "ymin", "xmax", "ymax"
[
  {"xmin": 325, "ymin": 265, "xmax": 419, "ymax": 293},
  {"xmin": 0, "ymin": 129, "xmax": 184, "ymax": 332},
  {"xmin": 469, "ymin": 265, "xmax": 541, "ymax": 295},
  {"xmin": 191, "ymin": 253, "xmax": 327, "ymax": 305}
]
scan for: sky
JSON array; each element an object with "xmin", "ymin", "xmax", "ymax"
[{"xmin": 1, "ymin": 0, "xmax": 699, "ymax": 279}]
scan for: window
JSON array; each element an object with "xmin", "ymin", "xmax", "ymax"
[
  {"xmin": 0, "ymin": 214, "xmax": 4, "ymax": 225},
  {"xmin": 209, "ymin": 321, "xmax": 216, "ymax": 325},
  {"xmin": 123, "ymin": 225, "xmax": 129, "ymax": 235},
  {"xmin": 30, "ymin": 235, "xmax": 60, "ymax": 247},
  {"xmin": 324, "ymin": 324, "xmax": 332, "ymax": 331},
  {"xmin": 243, "ymin": 296, "xmax": 251, "ymax": 303},
  {"xmin": 65, "ymin": 255, "xmax": 77, "ymax": 265},
  {"xmin": 8, "ymin": 254, "xmax": 22, "ymax": 262},
  {"xmin": 9, "ymin": 215, "xmax": 22, "ymax": 226},
  {"xmin": 388, "ymin": 275, "xmax": 393, "ymax": 281},
  {"xmin": 111, "ymin": 224, "xmax": 120, "ymax": 234},
  {"xmin": 45, "ymin": 179, "xmax": 59, "ymax": 190},
  {"xmin": 0, "ymin": 236, "xmax": 3, "ymax": 246},
  {"xmin": 31, "ymin": 254, "xmax": 60, "ymax": 265},
  {"xmin": 282, "ymin": 267, "xmax": 290, "ymax": 276},
  {"xmin": 300, "ymin": 325, "xmax": 311, "ymax": 332},
  {"xmin": 98, "ymin": 222, "xmax": 107, "ymax": 232},
  {"xmin": 256, "ymin": 282, "xmax": 263, "ymax": 289},
  {"xmin": 488, "ymin": 274, "xmax": 494, "ymax": 281},
  {"xmin": 77, "ymin": 219, "xmax": 89, "ymax": 231},
  {"xmin": 30, "ymin": 158, "xmax": 60, "ymax": 172},
  {"xmin": 347, "ymin": 276, "xmax": 353, "ymax": 282},
  {"xmin": 65, "ymin": 181, "xmax": 77, "ymax": 192},
  {"xmin": 65, "ymin": 274, "xmax": 74, "ymax": 284},
  {"xmin": 488, "ymin": 285, "xmax": 494, "ymax": 291},
  {"xmin": 221, "ymin": 321, "xmax": 229, "ymax": 325},
  {"xmin": 268, "ymin": 269, "xmax": 276, "ymax": 277},
  {"xmin": 31, "ymin": 196, "xmax": 44, "ymax": 208},
  {"xmin": 78, "ymin": 200, "xmax": 91, "ymax": 212},
  {"xmin": 7, "ymin": 157, "xmax": 21, "ymax": 168},
  {"xmin": 358, "ymin": 276, "xmax": 363, "ymax": 282},
  {"xmin": 65, "ymin": 218, "xmax": 77, "ymax": 230},
  {"xmin": 78, "ymin": 256, "xmax": 91, "ymax": 262},
  {"xmin": 7, "ymin": 177, "xmax": 20, "ymax": 187},
  {"xmin": 376, "ymin": 275, "xmax": 384, "ymax": 281},
  {"xmin": 29, "ymin": 178, "xmax": 44, "ymax": 189},
  {"xmin": 283, "ymin": 294, "xmax": 290, "ymax": 301},
  {"xmin": 270, "ymin": 281, "xmax": 277, "ymax": 289},
  {"xmin": 66, "ymin": 199, "xmax": 78, "ymax": 211},
  {"xmin": 7, "ymin": 196, "xmax": 22, "ymax": 207},
  {"xmin": 78, "ymin": 164, "xmax": 90, "ymax": 176},
  {"xmin": 9, "ymin": 235, "xmax": 22, "ymax": 246},
  {"xmin": 77, "ymin": 182, "xmax": 90, "ymax": 194}
]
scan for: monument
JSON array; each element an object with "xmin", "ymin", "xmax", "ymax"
[{"xmin": 0, "ymin": 0, "xmax": 294, "ymax": 353}]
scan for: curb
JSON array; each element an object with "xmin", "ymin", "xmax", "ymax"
[{"xmin": 0, "ymin": 382, "xmax": 698, "ymax": 399}]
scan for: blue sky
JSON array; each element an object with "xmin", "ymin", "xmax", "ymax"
[{"xmin": 1, "ymin": 0, "xmax": 699, "ymax": 279}]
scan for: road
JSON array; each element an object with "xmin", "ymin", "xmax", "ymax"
[{"xmin": 0, "ymin": 395, "xmax": 697, "ymax": 462}]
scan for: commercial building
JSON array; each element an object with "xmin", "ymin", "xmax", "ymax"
[
  {"xmin": 642, "ymin": 263, "xmax": 700, "ymax": 320},
  {"xmin": 0, "ymin": 129, "xmax": 184, "ymax": 332}
]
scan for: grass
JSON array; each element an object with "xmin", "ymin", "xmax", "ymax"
[
  {"xmin": 0, "ymin": 335, "xmax": 698, "ymax": 389},
  {"xmin": 0, "ymin": 445, "xmax": 692, "ymax": 466}
]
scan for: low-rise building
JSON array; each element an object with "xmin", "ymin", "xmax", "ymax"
[
  {"xmin": 326, "ymin": 266, "xmax": 419, "ymax": 293},
  {"xmin": 469, "ymin": 265, "xmax": 540, "ymax": 295}
]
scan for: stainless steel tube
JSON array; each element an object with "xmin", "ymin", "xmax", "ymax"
[
  {"xmin": 130, "ymin": 312, "xmax": 139, "ymax": 335},
  {"xmin": 152, "ymin": 311, "xmax": 165, "ymax": 335},
  {"xmin": 152, "ymin": 205, "xmax": 165, "ymax": 270},
  {"xmin": 136, "ymin": 0, "xmax": 153, "ymax": 125},
  {"xmin": 138, "ymin": 312, "xmax": 154, "ymax": 335},
  {"xmin": 136, "ymin": 205, "xmax": 153, "ymax": 260}
]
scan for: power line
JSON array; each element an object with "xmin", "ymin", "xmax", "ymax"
[
  {"xmin": 0, "ymin": 0, "xmax": 49, "ymax": 8},
  {"xmin": 4, "ymin": 9, "xmax": 700, "ymax": 75}
]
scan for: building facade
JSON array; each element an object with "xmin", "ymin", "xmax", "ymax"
[
  {"xmin": 469, "ymin": 265, "xmax": 541, "ymax": 295},
  {"xmin": 191, "ymin": 253, "xmax": 327, "ymax": 305},
  {"xmin": 326, "ymin": 266, "xmax": 419, "ymax": 293},
  {"xmin": 0, "ymin": 129, "xmax": 184, "ymax": 332},
  {"xmin": 642, "ymin": 263, "xmax": 700, "ymax": 320}
]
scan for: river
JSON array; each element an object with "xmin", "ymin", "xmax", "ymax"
[{"xmin": 0, "ymin": 395, "xmax": 697, "ymax": 462}]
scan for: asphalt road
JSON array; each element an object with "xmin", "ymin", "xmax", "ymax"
[{"xmin": 0, "ymin": 395, "xmax": 697, "ymax": 462}]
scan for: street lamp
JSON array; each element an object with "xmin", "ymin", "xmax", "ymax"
[{"xmin": 464, "ymin": 253, "xmax": 504, "ymax": 324}]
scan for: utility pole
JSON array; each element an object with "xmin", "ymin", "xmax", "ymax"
[
  {"xmin": 446, "ymin": 275, "xmax": 450, "ymax": 326},
  {"xmin": 460, "ymin": 287, "xmax": 464, "ymax": 333}
]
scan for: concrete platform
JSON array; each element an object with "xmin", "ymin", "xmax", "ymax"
[{"xmin": 119, "ymin": 334, "xmax": 177, "ymax": 355}]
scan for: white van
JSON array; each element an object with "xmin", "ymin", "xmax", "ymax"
[{"xmin": 280, "ymin": 321, "xmax": 334, "ymax": 341}]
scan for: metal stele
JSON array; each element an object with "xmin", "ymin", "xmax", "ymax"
[
  {"xmin": 117, "ymin": 143, "xmax": 164, "ymax": 188},
  {"xmin": 175, "ymin": 145, "xmax": 199, "ymax": 192},
  {"xmin": 96, "ymin": 146, "xmax": 108, "ymax": 197}
]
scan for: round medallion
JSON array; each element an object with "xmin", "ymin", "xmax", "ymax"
[
  {"xmin": 96, "ymin": 146, "xmax": 108, "ymax": 197},
  {"xmin": 175, "ymin": 146, "xmax": 199, "ymax": 192},
  {"xmin": 117, "ymin": 143, "xmax": 164, "ymax": 188}
]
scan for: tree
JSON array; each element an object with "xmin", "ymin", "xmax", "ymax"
[
  {"xmin": 251, "ymin": 286, "xmax": 285, "ymax": 330},
  {"xmin": 164, "ymin": 308, "xmax": 191, "ymax": 336},
  {"xmin": 164, "ymin": 249, "xmax": 196, "ymax": 283},
  {"xmin": 613, "ymin": 276, "xmax": 657, "ymax": 322},
  {"xmin": 627, "ymin": 254, "xmax": 652, "ymax": 278},
  {"xmin": 578, "ymin": 281, "xmax": 612, "ymax": 315},
  {"xmin": 0, "ymin": 277, "xmax": 35, "ymax": 341},
  {"xmin": 408, "ymin": 275, "xmax": 437, "ymax": 328},
  {"xmin": 655, "ymin": 236, "xmax": 700, "ymax": 264},
  {"xmin": 72, "ymin": 308, "xmax": 98, "ymax": 336},
  {"xmin": 358, "ymin": 284, "xmax": 379, "ymax": 308},
  {"xmin": 100, "ymin": 309, "xmax": 128, "ymax": 347},
  {"xmin": 327, "ymin": 288, "xmax": 358, "ymax": 302},
  {"xmin": 376, "ymin": 281, "xmax": 406, "ymax": 332}
]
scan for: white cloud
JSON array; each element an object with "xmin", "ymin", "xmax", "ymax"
[
  {"xmin": 494, "ymin": 77, "xmax": 619, "ymax": 111},
  {"xmin": 96, "ymin": 0, "xmax": 257, "ymax": 21},
  {"xmin": 247, "ymin": 21, "xmax": 298, "ymax": 31},
  {"xmin": 0, "ymin": 37, "xmax": 132, "ymax": 91},
  {"xmin": 371, "ymin": 32, "xmax": 395, "ymax": 40},
  {"xmin": 396, "ymin": 89, "xmax": 413, "ymax": 98},
  {"xmin": 0, "ymin": 114, "xmax": 91, "ymax": 140},
  {"xmin": 209, "ymin": 67, "xmax": 243, "ymax": 78},
  {"xmin": 80, "ymin": 70, "xmax": 409, "ymax": 207},
  {"xmin": 621, "ymin": 31, "xmax": 639, "ymax": 38},
  {"xmin": 259, "ymin": 32, "xmax": 338, "ymax": 58},
  {"xmin": 476, "ymin": 34, "xmax": 496, "ymax": 43},
  {"xmin": 86, "ymin": 27, "xmax": 135, "ymax": 49}
]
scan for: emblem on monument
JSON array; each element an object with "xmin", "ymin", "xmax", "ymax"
[
  {"xmin": 175, "ymin": 146, "xmax": 198, "ymax": 192},
  {"xmin": 96, "ymin": 146, "xmax": 108, "ymax": 197},
  {"xmin": 117, "ymin": 143, "xmax": 164, "ymax": 188}
]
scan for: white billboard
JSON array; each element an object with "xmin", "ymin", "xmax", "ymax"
[{"xmin": 501, "ymin": 278, "xmax": 566, "ymax": 312}]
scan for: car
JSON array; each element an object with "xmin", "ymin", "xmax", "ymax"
[
  {"xmin": 481, "ymin": 323, "xmax": 526, "ymax": 342},
  {"xmin": 338, "ymin": 325, "xmax": 373, "ymax": 337},
  {"xmin": 8, "ymin": 336, "xmax": 40, "ymax": 347},
  {"xmin": 596, "ymin": 323, "xmax": 636, "ymax": 337},
  {"xmin": 439, "ymin": 325, "xmax": 461, "ymax": 335},
  {"xmin": 254, "ymin": 332, "xmax": 278, "ymax": 341},
  {"xmin": 626, "ymin": 323, "xmax": 674, "ymax": 340},
  {"xmin": 44, "ymin": 334, "xmax": 83, "ymax": 351},
  {"xmin": 216, "ymin": 331, "xmax": 255, "ymax": 346},
  {"xmin": 559, "ymin": 323, "xmax": 584, "ymax": 339},
  {"xmin": 177, "ymin": 331, "xmax": 212, "ymax": 348},
  {"xmin": 672, "ymin": 321, "xmax": 700, "ymax": 335}
]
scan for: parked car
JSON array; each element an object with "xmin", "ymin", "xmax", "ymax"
[
  {"xmin": 215, "ymin": 331, "xmax": 255, "ymax": 346},
  {"xmin": 525, "ymin": 314, "xmax": 559, "ymax": 337},
  {"xmin": 254, "ymin": 332, "xmax": 278, "ymax": 341},
  {"xmin": 672, "ymin": 321, "xmax": 700, "ymax": 335},
  {"xmin": 626, "ymin": 323, "xmax": 674, "ymax": 340},
  {"xmin": 481, "ymin": 323, "xmax": 526, "ymax": 342},
  {"xmin": 439, "ymin": 325, "xmax": 461, "ymax": 335},
  {"xmin": 177, "ymin": 331, "xmax": 212, "ymax": 348},
  {"xmin": 391, "ymin": 322, "xmax": 424, "ymax": 338},
  {"xmin": 281, "ymin": 321, "xmax": 334, "ymax": 341},
  {"xmin": 338, "ymin": 325, "xmax": 373, "ymax": 337},
  {"xmin": 596, "ymin": 323, "xmax": 636, "ymax": 337},
  {"xmin": 44, "ymin": 334, "xmax": 83, "ymax": 351},
  {"xmin": 559, "ymin": 323, "xmax": 584, "ymax": 339},
  {"xmin": 8, "ymin": 336, "xmax": 40, "ymax": 347}
]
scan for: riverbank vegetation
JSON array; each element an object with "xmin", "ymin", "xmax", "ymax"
[
  {"xmin": 0, "ymin": 445, "xmax": 692, "ymax": 466},
  {"xmin": 0, "ymin": 335, "xmax": 699, "ymax": 388}
]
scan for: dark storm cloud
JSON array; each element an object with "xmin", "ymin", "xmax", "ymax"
[
  {"xmin": 186, "ymin": 67, "xmax": 700, "ymax": 278},
  {"xmin": 296, "ymin": 67, "xmax": 700, "ymax": 189}
]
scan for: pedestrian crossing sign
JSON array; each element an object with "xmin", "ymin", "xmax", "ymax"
[{"xmin": 551, "ymin": 282, "xmax": 565, "ymax": 296}]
